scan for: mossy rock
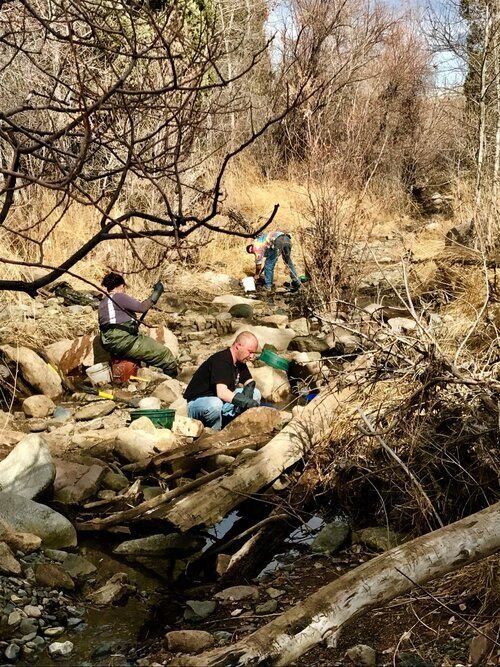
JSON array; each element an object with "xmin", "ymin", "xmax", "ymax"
[{"xmin": 229, "ymin": 304, "xmax": 254, "ymax": 319}]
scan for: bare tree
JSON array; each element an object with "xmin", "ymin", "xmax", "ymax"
[{"xmin": 0, "ymin": 0, "xmax": 339, "ymax": 295}]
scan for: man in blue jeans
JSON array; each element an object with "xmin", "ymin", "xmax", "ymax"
[
  {"xmin": 246, "ymin": 231, "xmax": 300, "ymax": 292},
  {"xmin": 184, "ymin": 332, "xmax": 262, "ymax": 431}
]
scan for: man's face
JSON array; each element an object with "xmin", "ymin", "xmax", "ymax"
[{"xmin": 235, "ymin": 338, "xmax": 259, "ymax": 363}]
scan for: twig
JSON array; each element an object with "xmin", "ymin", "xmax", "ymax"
[{"xmin": 356, "ymin": 407, "xmax": 444, "ymax": 528}]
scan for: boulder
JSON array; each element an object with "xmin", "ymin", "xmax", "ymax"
[
  {"xmin": 114, "ymin": 427, "xmax": 179, "ymax": 462},
  {"xmin": 0, "ymin": 434, "xmax": 55, "ymax": 499},
  {"xmin": 225, "ymin": 325, "xmax": 296, "ymax": 352},
  {"xmin": 0, "ymin": 492, "xmax": 77, "ymax": 548},
  {"xmin": 0, "ymin": 345, "xmax": 63, "ymax": 398},
  {"xmin": 53, "ymin": 461, "xmax": 105, "ymax": 505},
  {"xmin": 152, "ymin": 378, "xmax": 185, "ymax": 405},
  {"xmin": 22, "ymin": 395, "xmax": 56, "ymax": 418},
  {"xmin": 44, "ymin": 339, "xmax": 74, "ymax": 369},
  {"xmin": 166, "ymin": 630, "xmax": 215, "ymax": 654},
  {"xmin": 145, "ymin": 325, "xmax": 179, "ymax": 359},
  {"xmin": 251, "ymin": 366, "xmax": 291, "ymax": 403}
]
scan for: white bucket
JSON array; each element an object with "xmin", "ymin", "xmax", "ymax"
[
  {"xmin": 86, "ymin": 362, "xmax": 112, "ymax": 386},
  {"xmin": 242, "ymin": 276, "xmax": 256, "ymax": 292}
]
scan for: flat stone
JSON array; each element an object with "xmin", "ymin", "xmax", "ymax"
[
  {"xmin": 102, "ymin": 471, "xmax": 129, "ymax": 492},
  {"xmin": 74, "ymin": 400, "xmax": 115, "ymax": 421},
  {"xmin": 35, "ymin": 563, "xmax": 75, "ymax": 590},
  {"xmin": 54, "ymin": 463, "xmax": 105, "ymax": 505},
  {"xmin": 0, "ymin": 434, "xmax": 55, "ymax": 499},
  {"xmin": 86, "ymin": 572, "xmax": 135, "ymax": 606},
  {"xmin": 152, "ymin": 378, "xmax": 185, "ymax": 405},
  {"xmin": 23, "ymin": 605, "xmax": 41, "ymax": 619},
  {"xmin": 0, "ymin": 492, "xmax": 77, "ymax": 549},
  {"xmin": 62, "ymin": 553, "xmax": 97, "ymax": 578},
  {"xmin": 44, "ymin": 626, "xmax": 65, "ymax": 637},
  {"xmin": 214, "ymin": 585, "xmax": 259, "ymax": 602},
  {"xmin": 212, "ymin": 294, "xmax": 258, "ymax": 308},
  {"xmin": 184, "ymin": 600, "xmax": 217, "ymax": 620},
  {"xmin": 255, "ymin": 599, "xmax": 278, "ymax": 614},
  {"xmin": 352, "ymin": 527, "xmax": 408, "ymax": 552}
]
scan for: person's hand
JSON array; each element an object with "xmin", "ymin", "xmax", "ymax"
[
  {"xmin": 231, "ymin": 393, "xmax": 259, "ymax": 410},
  {"xmin": 150, "ymin": 281, "xmax": 164, "ymax": 304}
]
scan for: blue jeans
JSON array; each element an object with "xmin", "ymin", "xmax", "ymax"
[
  {"xmin": 187, "ymin": 387, "xmax": 262, "ymax": 431},
  {"xmin": 263, "ymin": 234, "xmax": 299, "ymax": 289}
]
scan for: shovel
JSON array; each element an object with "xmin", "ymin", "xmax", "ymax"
[{"xmin": 75, "ymin": 383, "xmax": 141, "ymax": 408}]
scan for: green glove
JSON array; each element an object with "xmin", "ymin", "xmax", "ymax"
[{"xmin": 232, "ymin": 392, "xmax": 259, "ymax": 410}]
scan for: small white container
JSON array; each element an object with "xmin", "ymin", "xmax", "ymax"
[
  {"xmin": 86, "ymin": 362, "xmax": 112, "ymax": 386},
  {"xmin": 242, "ymin": 276, "xmax": 256, "ymax": 292}
]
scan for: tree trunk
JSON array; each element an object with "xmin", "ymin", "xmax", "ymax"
[
  {"xmin": 174, "ymin": 501, "xmax": 500, "ymax": 666},
  {"xmin": 149, "ymin": 387, "xmax": 355, "ymax": 530}
]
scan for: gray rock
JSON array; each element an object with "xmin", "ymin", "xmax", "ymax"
[
  {"xmin": 18, "ymin": 618, "xmax": 38, "ymax": 636},
  {"xmin": 8, "ymin": 610, "xmax": 22, "ymax": 626},
  {"xmin": 288, "ymin": 335, "xmax": 329, "ymax": 353},
  {"xmin": 52, "ymin": 406, "xmax": 72, "ymax": 423},
  {"xmin": 54, "ymin": 463, "xmax": 105, "ymax": 505},
  {"xmin": 43, "ymin": 548, "xmax": 68, "ymax": 562},
  {"xmin": 229, "ymin": 304, "xmax": 254, "ymax": 319},
  {"xmin": 214, "ymin": 585, "xmax": 259, "ymax": 602},
  {"xmin": 0, "ymin": 434, "xmax": 55, "ymax": 499},
  {"xmin": 0, "ymin": 493, "xmax": 77, "ymax": 549},
  {"xmin": 48, "ymin": 641, "xmax": 73, "ymax": 656},
  {"xmin": 44, "ymin": 626, "xmax": 64, "ymax": 637},
  {"xmin": 62, "ymin": 554, "xmax": 97, "ymax": 578},
  {"xmin": 113, "ymin": 533, "xmax": 203, "ymax": 557},
  {"xmin": 184, "ymin": 600, "xmax": 217, "ymax": 620},
  {"xmin": 345, "ymin": 644, "xmax": 377, "ymax": 666},
  {"xmin": 255, "ymin": 599, "xmax": 278, "ymax": 614},
  {"xmin": 5, "ymin": 643, "xmax": 20, "ymax": 661},
  {"xmin": 28, "ymin": 419, "xmax": 48, "ymax": 432},
  {"xmin": 165, "ymin": 630, "xmax": 215, "ymax": 654},
  {"xmin": 23, "ymin": 606, "xmax": 41, "ymax": 619},
  {"xmin": 102, "ymin": 471, "xmax": 129, "ymax": 492},
  {"xmin": 311, "ymin": 520, "xmax": 350, "ymax": 554}
]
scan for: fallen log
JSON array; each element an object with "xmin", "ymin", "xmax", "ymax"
[
  {"xmin": 174, "ymin": 500, "xmax": 500, "ymax": 666},
  {"xmin": 76, "ymin": 468, "xmax": 224, "ymax": 531},
  {"xmin": 150, "ymin": 387, "xmax": 355, "ymax": 530}
]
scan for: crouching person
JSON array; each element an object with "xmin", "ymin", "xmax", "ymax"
[
  {"xmin": 98, "ymin": 272, "xmax": 178, "ymax": 377},
  {"xmin": 184, "ymin": 332, "xmax": 261, "ymax": 430}
]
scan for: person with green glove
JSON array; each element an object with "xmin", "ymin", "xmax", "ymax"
[
  {"xmin": 98, "ymin": 272, "xmax": 177, "ymax": 377},
  {"xmin": 184, "ymin": 331, "xmax": 261, "ymax": 430}
]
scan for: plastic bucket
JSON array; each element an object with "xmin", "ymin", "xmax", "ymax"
[
  {"xmin": 111, "ymin": 359, "xmax": 139, "ymax": 384},
  {"xmin": 242, "ymin": 276, "xmax": 256, "ymax": 292},
  {"xmin": 259, "ymin": 349, "xmax": 290, "ymax": 372},
  {"xmin": 129, "ymin": 409, "xmax": 176, "ymax": 429},
  {"xmin": 86, "ymin": 362, "xmax": 112, "ymax": 386}
]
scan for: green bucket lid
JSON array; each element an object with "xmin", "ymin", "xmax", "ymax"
[{"xmin": 259, "ymin": 349, "xmax": 290, "ymax": 372}]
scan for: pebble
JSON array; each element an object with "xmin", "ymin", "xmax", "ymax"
[
  {"xmin": 44, "ymin": 626, "xmax": 64, "ymax": 637},
  {"xmin": 24, "ymin": 605, "xmax": 41, "ymax": 618},
  {"xmin": 5, "ymin": 644, "xmax": 20, "ymax": 661},
  {"xmin": 48, "ymin": 640, "xmax": 73, "ymax": 656}
]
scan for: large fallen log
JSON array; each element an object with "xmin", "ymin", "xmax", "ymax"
[
  {"xmin": 148, "ymin": 387, "xmax": 355, "ymax": 530},
  {"xmin": 175, "ymin": 500, "xmax": 500, "ymax": 666}
]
